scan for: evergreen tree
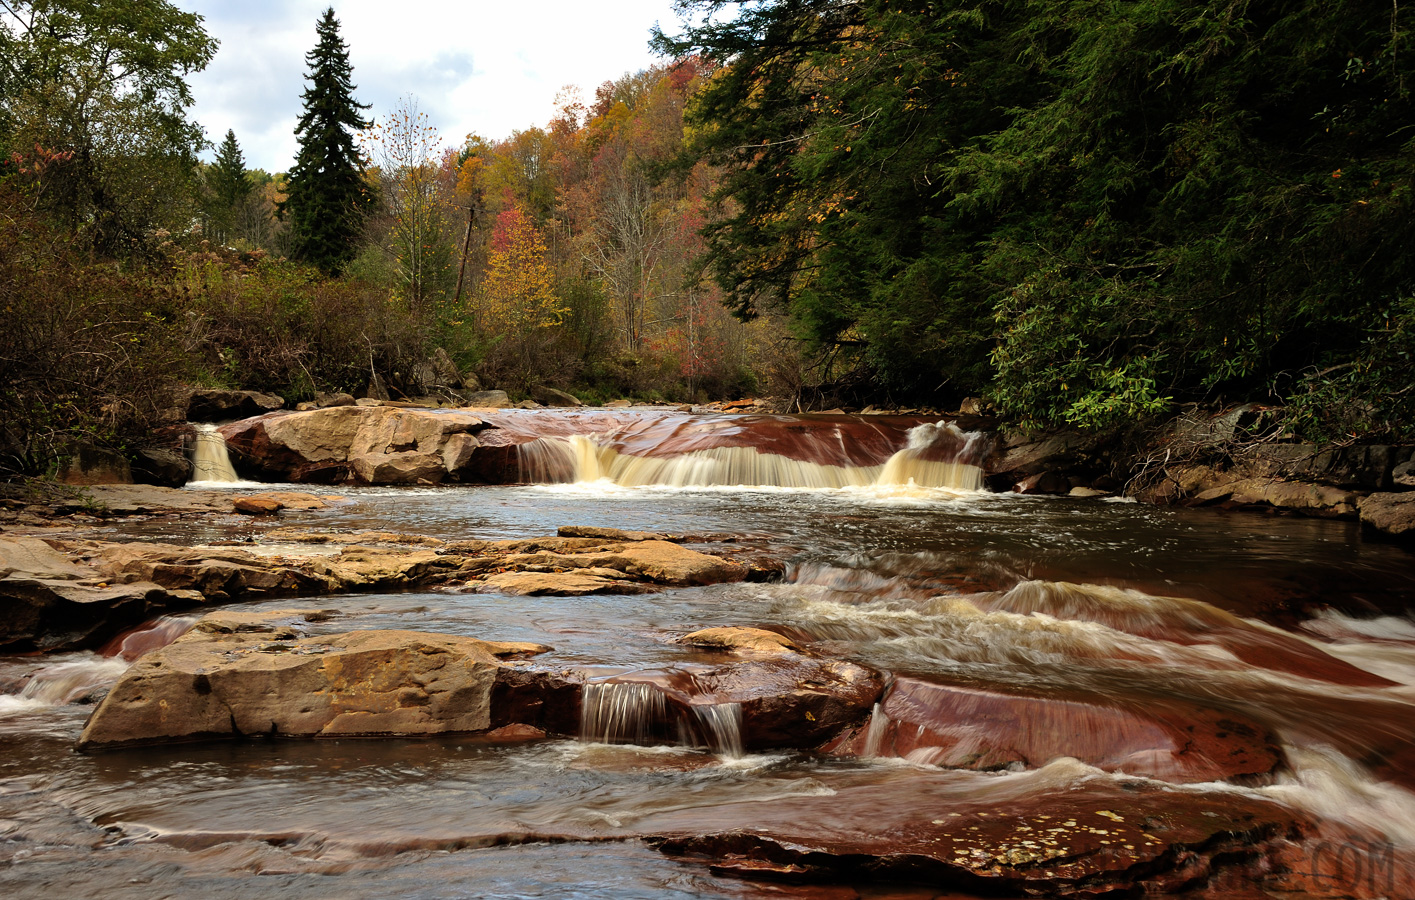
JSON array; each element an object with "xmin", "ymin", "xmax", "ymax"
[
  {"xmin": 285, "ymin": 7, "xmax": 369, "ymax": 274},
  {"xmin": 206, "ymin": 129, "xmax": 252, "ymax": 244}
]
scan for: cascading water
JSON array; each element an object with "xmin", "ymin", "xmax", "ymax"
[
  {"xmin": 579, "ymin": 682, "xmax": 745, "ymax": 759},
  {"xmin": 189, "ymin": 423, "xmax": 241, "ymax": 484},
  {"xmin": 579, "ymin": 682, "xmax": 668, "ymax": 745},
  {"xmin": 519, "ymin": 420, "xmax": 987, "ymax": 491},
  {"xmin": 690, "ymin": 703, "xmax": 744, "ymax": 759}
]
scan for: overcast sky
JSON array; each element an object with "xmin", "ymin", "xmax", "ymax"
[{"xmin": 174, "ymin": 1, "xmax": 686, "ymax": 173}]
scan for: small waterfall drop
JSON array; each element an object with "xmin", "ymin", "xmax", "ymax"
[
  {"xmin": 580, "ymin": 682, "xmax": 668, "ymax": 745},
  {"xmin": 189, "ymin": 424, "xmax": 241, "ymax": 484},
  {"xmin": 521, "ymin": 421, "xmax": 986, "ymax": 491},
  {"xmin": 0, "ymin": 656, "xmax": 129, "ymax": 714},
  {"xmin": 692, "ymin": 703, "xmax": 745, "ymax": 759}
]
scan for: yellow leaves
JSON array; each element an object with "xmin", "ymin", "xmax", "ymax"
[{"xmin": 482, "ymin": 206, "xmax": 565, "ymax": 334}]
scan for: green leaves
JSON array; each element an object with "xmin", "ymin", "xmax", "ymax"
[{"xmin": 286, "ymin": 8, "xmax": 371, "ymax": 275}]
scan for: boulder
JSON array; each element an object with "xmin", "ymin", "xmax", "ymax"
[
  {"xmin": 462, "ymin": 390, "xmax": 511, "ymax": 408},
  {"xmin": 187, "ymin": 389, "xmax": 284, "ymax": 423},
  {"xmin": 823, "ymin": 678, "xmax": 1281, "ymax": 783},
  {"xmin": 220, "ymin": 406, "xmax": 488, "ymax": 484},
  {"xmin": 232, "ymin": 497, "xmax": 281, "ymax": 515},
  {"xmin": 56, "ymin": 445, "xmax": 132, "ymax": 485},
  {"xmin": 1359, "ymin": 491, "xmax": 1415, "ymax": 538},
  {"xmin": 130, "ymin": 448, "xmax": 192, "ymax": 487},
  {"xmin": 432, "ymin": 347, "xmax": 462, "ymax": 386},
  {"xmin": 679, "ymin": 627, "xmax": 800, "ymax": 655},
  {"xmin": 77, "ymin": 623, "xmax": 552, "ymax": 749},
  {"xmin": 530, "ymin": 385, "xmax": 583, "ymax": 407},
  {"xmin": 1190, "ymin": 477, "xmax": 1360, "ymax": 518},
  {"xmin": 314, "ymin": 392, "xmax": 356, "ymax": 408},
  {"xmin": 1394, "ymin": 459, "xmax": 1415, "ymax": 489}
]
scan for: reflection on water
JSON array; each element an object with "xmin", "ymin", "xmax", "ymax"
[{"xmin": 3, "ymin": 477, "xmax": 1414, "ymax": 896}]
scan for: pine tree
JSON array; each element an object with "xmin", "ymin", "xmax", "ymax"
[
  {"xmin": 285, "ymin": 7, "xmax": 369, "ymax": 274},
  {"xmin": 205, "ymin": 129, "xmax": 251, "ymax": 244}
]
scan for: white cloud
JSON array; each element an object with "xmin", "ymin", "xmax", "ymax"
[{"xmin": 177, "ymin": 0, "xmax": 684, "ymax": 172}]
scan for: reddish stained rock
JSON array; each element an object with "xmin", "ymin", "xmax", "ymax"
[
  {"xmin": 644, "ymin": 772, "xmax": 1311, "ymax": 897},
  {"xmin": 978, "ymin": 581, "xmax": 1399, "ymax": 688},
  {"xmin": 607, "ymin": 655, "xmax": 884, "ymax": 752},
  {"xmin": 824, "ymin": 678, "xmax": 1281, "ymax": 783}
]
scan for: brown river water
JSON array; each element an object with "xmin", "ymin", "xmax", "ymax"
[{"xmin": 3, "ymin": 413, "xmax": 1415, "ymax": 898}]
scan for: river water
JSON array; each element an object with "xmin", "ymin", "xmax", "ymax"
[{"xmin": 3, "ymin": 416, "xmax": 1415, "ymax": 898}]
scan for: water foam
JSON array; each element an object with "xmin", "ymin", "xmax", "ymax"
[{"xmin": 518, "ymin": 421, "xmax": 986, "ymax": 492}]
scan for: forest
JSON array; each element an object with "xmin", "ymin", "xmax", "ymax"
[{"xmin": 2, "ymin": 0, "xmax": 1414, "ymax": 478}]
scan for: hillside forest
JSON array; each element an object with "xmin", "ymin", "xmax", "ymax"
[{"xmin": 2, "ymin": 0, "xmax": 1414, "ymax": 478}]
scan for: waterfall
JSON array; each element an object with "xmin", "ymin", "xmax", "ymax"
[
  {"xmin": 189, "ymin": 424, "xmax": 241, "ymax": 484},
  {"xmin": 579, "ymin": 682, "xmax": 668, "ymax": 745},
  {"xmin": 0, "ymin": 656, "xmax": 130, "ymax": 714},
  {"xmin": 691, "ymin": 702, "xmax": 744, "ymax": 759},
  {"xmin": 579, "ymin": 683, "xmax": 745, "ymax": 759},
  {"xmin": 522, "ymin": 421, "xmax": 986, "ymax": 491}
]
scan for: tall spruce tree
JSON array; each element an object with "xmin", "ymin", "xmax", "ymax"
[
  {"xmin": 285, "ymin": 7, "xmax": 369, "ymax": 274},
  {"xmin": 206, "ymin": 129, "xmax": 251, "ymax": 244}
]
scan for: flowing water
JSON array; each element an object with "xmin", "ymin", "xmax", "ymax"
[{"xmin": 3, "ymin": 412, "xmax": 1414, "ymax": 898}]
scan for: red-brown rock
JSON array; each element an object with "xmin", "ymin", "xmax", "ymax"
[{"xmin": 824, "ymin": 678, "xmax": 1281, "ymax": 783}]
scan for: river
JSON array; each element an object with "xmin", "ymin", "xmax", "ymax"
[{"xmin": 2, "ymin": 413, "xmax": 1414, "ymax": 898}]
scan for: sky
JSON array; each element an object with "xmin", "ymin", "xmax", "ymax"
[{"xmin": 174, "ymin": 1, "xmax": 687, "ymax": 173}]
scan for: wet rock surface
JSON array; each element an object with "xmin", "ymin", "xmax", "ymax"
[
  {"xmin": 642, "ymin": 771, "xmax": 1312, "ymax": 897},
  {"xmin": 823, "ymin": 678, "xmax": 1281, "ymax": 783},
  {"xmin": 0, "ymin": 529, "xmax": 761, "ymax": 651}
]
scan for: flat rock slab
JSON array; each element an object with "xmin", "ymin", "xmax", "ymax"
[
  {"xmin": 0, "ymin": 535, "xmax": 206, "ymax": 652},
  {"xmin": 824, "ymin": 678, "xmax": 1281, "ymax": 783},
  {"xmin": 78, "ymin": 622, "xmax": 551, "ymax": 748},
  {"xmin": 476, "ymin": 571, "xmax": 659, "ymax": 596},
  {"xmin": 643, "ymin": 769, "xmax": 1309, "ymax": 897}
]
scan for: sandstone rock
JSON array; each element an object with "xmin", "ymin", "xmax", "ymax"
[
  {"xmin": 495, "ymin": 540, "xmax": 747, "ymax": 587},
  {"xmin": 306, "ymin": 548, "xmax": 457, "ymax": 589},
  {"xmin": 232, "ymin": 497, "xmax": 281, "ymax": 515},
  {"xmin": 56, "ymin": 445, "xmax": 133, "ymax": 486},
  {"xmin": 187, "ymin": 389, "xmax": 284, "ymax": 422},
  {"xmin": 0, "ymin": 536, "xmax": 205, "ymax": 652},
  {"xmin": 602, "ymin": 399, "xmax": 632, "ymax": 408},
  {"xmin": 531, "ymin": 385, "xmax": 583, "ymax": 407},
  {"xmin": 77, "ymin": 626, "xmax": 552, "ymax": 749},
  {"xmin": 1191, "ymin": 477, "xmax": 1359, "ymax": 517},
  {"xmin": 315, "ymin": 392, "xmax": 356, "ymax": 408},
  {"xmin": 476, "ymin": 571, "xmax": 657, "ymax": 596},
  {"xmin": 679, "ymin": 627, "xmax": 800, "ymax": 655},
  {"xmin": 220, "ymin": 406, "xmax": 488, "ymax": 484},
  {"xmin": 823, "ymin": 678, "xmax": 1280, "ymax": 783},
  {"xmin": 958, "ymin": 396, "xmax": 984, "ymax": 415},
  {"xmin": 1359, "ymin": 491, "xmax": 1415, "ymax": 538},
  {"xmin": 463, "ymin": 390, "xmax": 511, "ymax": 408}
]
